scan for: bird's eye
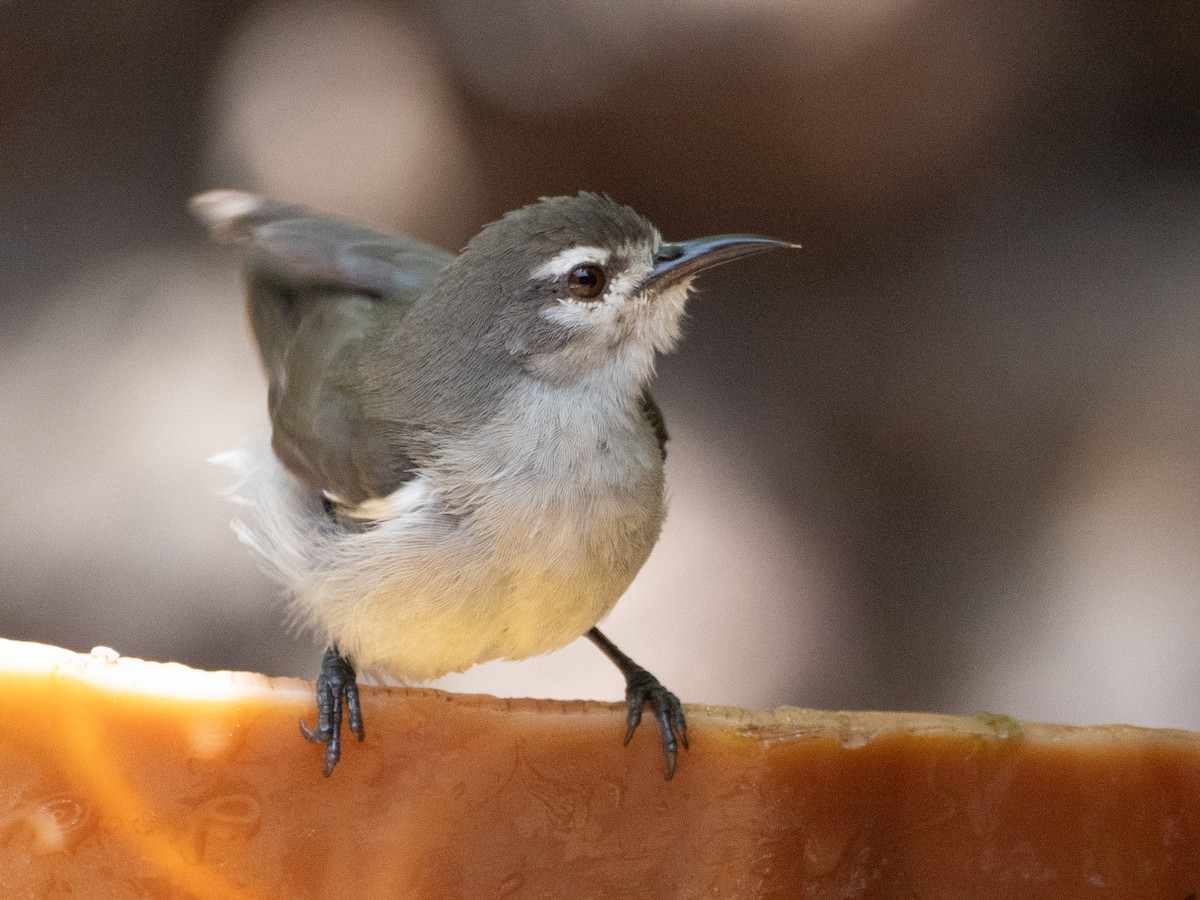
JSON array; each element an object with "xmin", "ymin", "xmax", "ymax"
[{"xmin": 567, "ymin": 264, "xmax": 606, "ymax": 300}]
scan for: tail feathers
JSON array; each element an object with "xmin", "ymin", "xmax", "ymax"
[
  {"xmin": 189, "ymin": 190, "xmax": 306, "ymax": 244},
  {"xmin": 210, "ymin": 445, "xmax": 326, "ymax": 590}
]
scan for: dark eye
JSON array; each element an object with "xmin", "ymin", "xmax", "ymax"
[{"xmin": 567, "ymin": 264, "xmax": 606, "ymax": 300}]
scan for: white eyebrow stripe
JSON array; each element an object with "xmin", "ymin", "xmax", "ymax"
[{"xmin": 532, "ymin": 245, "xmax": 610, "ymax": 280}]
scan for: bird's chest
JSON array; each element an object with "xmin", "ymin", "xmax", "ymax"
[
  {"xmin": 437, "ymin": 391, "xmax": 666, "ymax": 582},
  {"xmin": 333, "ymin": 391, "xmax": 667, "ymax": 676}
]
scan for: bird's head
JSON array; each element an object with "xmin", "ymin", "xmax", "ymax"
[{"xmin": 435, "ymin": 193, "xmax": 795, "ymax": 391}]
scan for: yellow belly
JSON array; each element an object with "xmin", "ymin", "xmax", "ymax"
[{"xmin": 316, "ymin": 494, "xmax": 665, "ymax": 682}]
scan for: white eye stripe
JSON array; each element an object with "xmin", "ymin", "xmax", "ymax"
[{"xmin": 532, "ymin": 245, "xmax": 611, "ymax": 280}]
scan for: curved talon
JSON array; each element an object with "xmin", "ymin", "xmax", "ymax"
[
  {"xmin": 585, "ymin": 628, "xmax": 689, "ymax": 781},
  {"xmin": 623, "ymin": 702, "xmax": 643, "ymax": 746},
  {"xmin": 299, "ymin": 718, "xmax": 324, "ymax": 743},
  {"xmin": 624, "ymin": 668, "xmax": 688, "ymax": 781}
]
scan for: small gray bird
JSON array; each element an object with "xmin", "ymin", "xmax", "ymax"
[{"xmin": 192, "ymin": 190, "xmax": 794, "ymax": 779}]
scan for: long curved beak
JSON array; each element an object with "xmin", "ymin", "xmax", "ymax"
[{"xmin": 641, "ymin": 235, "xmax": 799, "ymax": 293}]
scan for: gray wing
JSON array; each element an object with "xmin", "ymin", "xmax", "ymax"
[{"xmin": 192, "ymin": 190, "xmax": 454, "ymax": 504}]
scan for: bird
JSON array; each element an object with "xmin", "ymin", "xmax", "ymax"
[{"xmin": 192, "ymin": 190, "xmax": 796, "ymax": 780}]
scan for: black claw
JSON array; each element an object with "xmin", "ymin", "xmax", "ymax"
[
  {"xmin": 298, "ymin": 719, "xmax": 326, "ymax": 743},
  {"xmin": 623, "ymin": 699, "xmax": 643, "ymax": 746},
  {"xmin": 299, "ymin": 647, "xmax": 363, "ymax": 776},
  {"xmin": 586, "ymin": 628, "xmax": 689, "ymax": 781},
  {"xmin": 624, "ymin": 667, "xmax": 688, "ymax": 781}
]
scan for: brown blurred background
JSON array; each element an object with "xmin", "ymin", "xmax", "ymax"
[{"xmin": 2, "ymin": 0, "xmax": 1199, "ymax": 727}]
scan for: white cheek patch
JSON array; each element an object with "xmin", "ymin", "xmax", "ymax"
[
  {"xmin": 607, "ymin": 267, "xmax": 643, "ymax": 301},
  {"xmin": 641, "ymin": 280, "xmax": 690, "ymax": 352},
  {"xmin": 541, "ymin": 297, "xmax": 615, "ymax": 329},
  {"xmin": 532, "ymin": 245, "xmax": 611, "ymax": 281}
]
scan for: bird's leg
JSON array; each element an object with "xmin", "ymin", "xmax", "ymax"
[
  {"xmin": 586, "ymin": 627, "xmax": 688, "ymax": 780},
  {"xmin": 299, "ymin": 646, "xmax": 365, "ymax": 776}
]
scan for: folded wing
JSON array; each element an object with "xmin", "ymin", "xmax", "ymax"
[{"xmin": 192, "ymin": 191, "xmax": 454, "ymax": 505}]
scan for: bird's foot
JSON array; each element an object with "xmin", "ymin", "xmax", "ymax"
[
  {"xmin": 299, "ymin": 646, "xmax": 364, "ymax": 776},
  {"xmin": 623, "ymin": 666, "xmax": 688, "ymax": 781}
]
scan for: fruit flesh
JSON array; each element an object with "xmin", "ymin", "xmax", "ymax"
[{"xmin": 1, "ymin": 639, "xmax": 1199, "ymax": 899}]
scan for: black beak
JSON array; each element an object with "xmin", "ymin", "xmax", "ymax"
[{"xmin": 641, "ymin": 235, "xmax": 798, "ymax": 293}]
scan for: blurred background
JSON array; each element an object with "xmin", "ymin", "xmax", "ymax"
[{"xmin": 2, "ymin": 0, "xmax": 1199, "ymax": 728}]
